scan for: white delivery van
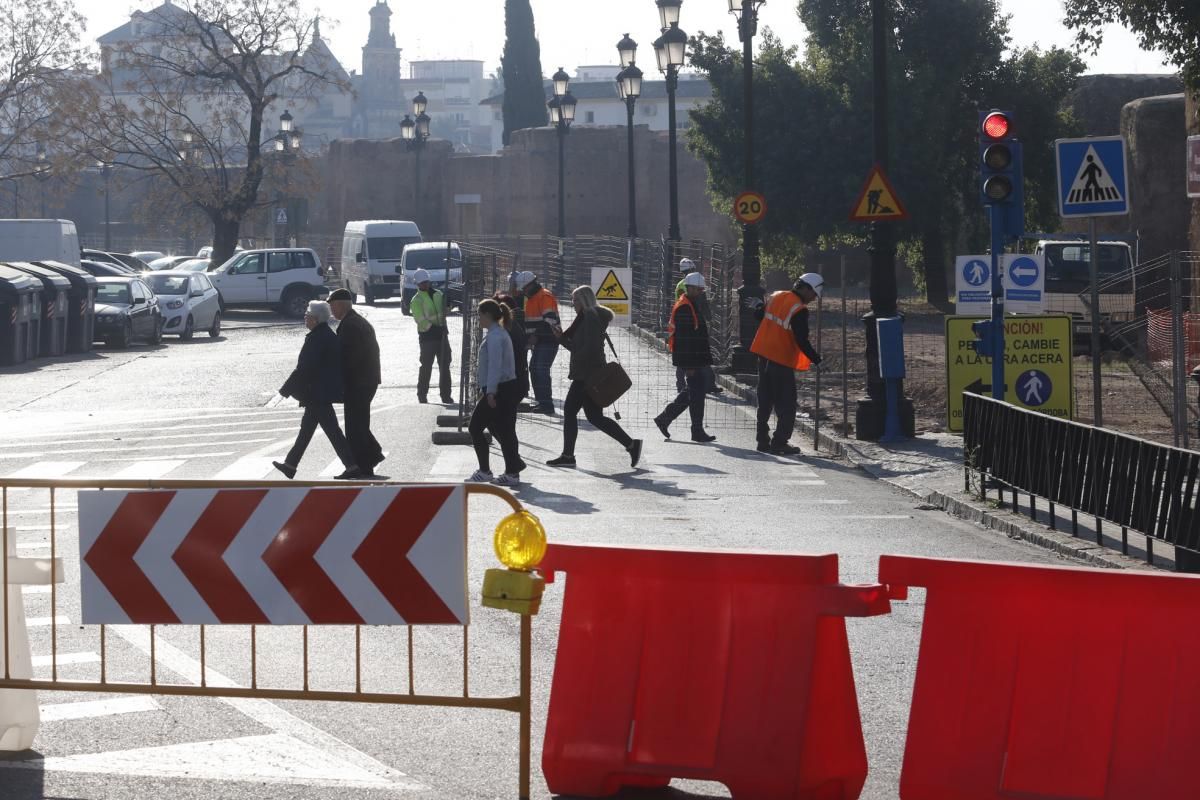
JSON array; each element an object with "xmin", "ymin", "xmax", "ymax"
[
  {"xmin": 399, "ymin": 242, "xmax": 463, "ymax": 314},
  {"xmin": 0, "ymin": 220, "xmax": 81, "ymax": 266},
  {"xmin": 340, "ymin": 220, "xmax": 423, "ymax": 305}
]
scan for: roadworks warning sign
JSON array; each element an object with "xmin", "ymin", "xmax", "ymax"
[
  {"xmin": 591, "ymin": 267, "xmax": 632, "ymax": 326},
  {"xmin": 945, "ymin": 315, "xmax": 1073, "ymax": 433}
]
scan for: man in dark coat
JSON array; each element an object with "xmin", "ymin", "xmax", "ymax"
[
  {"xmin": 273, "ymin": 301, "xmax": 360, "ymax": 479},
  {"xmin": 654, "ymin": 272, "xmax": 716, "ymax": 443},
  {"xmin": 328, "ymin": 288, "xmax": 383, "ymax": 478}
]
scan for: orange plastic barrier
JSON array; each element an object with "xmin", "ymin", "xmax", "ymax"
[
  {"xmin": 540, "ymin": 543, "xmax": 891, "ymax": 799},
  {"xmin": 881, "ymin": 555, "xmax": 1200, "ymax": 799}
]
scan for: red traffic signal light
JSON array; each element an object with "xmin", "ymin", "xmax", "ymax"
[{"xmin": 981, "ymin": 111, "xmax": 1011, "ymax": 140}]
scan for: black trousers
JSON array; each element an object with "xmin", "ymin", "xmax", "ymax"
[
  {"xmin": 562, "ymin": 379, "xmax": 633, "ymax": 457},
  {"xmin": 418, "ymin": 333, "xmax": 452, "ymax": 400},
  {"xmin": 469, "ymin": 380, "xmax": 523, "ymax": 474},
  {"xmin": 757, "ymin": 358, "xmax": 797, "ymax": 446},
  {"xmin": 344, "ymin": 384, "xmax": 382, "ymax": 470},
  {"xmin": 660, "ymin": 368, "xmax": 706, "ymax": 433},
  {"xmin": 285, "ymin": 403, "xmax": 356, "ymax": 469}
]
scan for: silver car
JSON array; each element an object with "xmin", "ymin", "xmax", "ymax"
[{"xmin": 144, "ymin": 270, "xmax": 222, "ymax": 339}]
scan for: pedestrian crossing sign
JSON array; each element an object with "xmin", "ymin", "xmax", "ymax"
[
  {"xmin": 1055, "ymin": 136, "xmax": 1128, "ymax": 217},
  {"xmin": 849, "ymin": 165, "xmax": 909, "ymax": 222}
]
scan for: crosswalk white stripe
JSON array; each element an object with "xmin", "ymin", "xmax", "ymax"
[
  {"xmin": 0, "ymin": 426, "xmax": 303, "ymax": 451},
  {"xmin": 22, "ymin": 585, "xmax": 51, "ymax": 594},
  {"xmin": 112, "ymin": 460, "xmax": 188, "ymax": 480},
  {"xmin": 16, "ymin": 437, "xmax": 280, "ymax": 457},
  {"xmin": 318, "ymin": 458, "xmax": 344, "ymax": 478},
  {"xmin": 0, "ymin": 409, "xmax": 307, "ymax": 442},
  {"xmin": 26, "ymin": 616, "xmax": 70, "ymax": 627},
  {"xmin": 5, "ymin": 462, "xmax": 85, "ymax": 479},
  {"xmin": 39, "ymin": 696, "xmax": 160, "ymax": 722},
  {"xmin": 214, "ymin": 457, "xmax": 279, "ymax": 481},
  {"xmin": 32, "ymin": 652, "xmax": 101, "ymax": 667}
]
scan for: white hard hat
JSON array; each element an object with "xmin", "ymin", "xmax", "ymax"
[
  {"xmin": 519, "ymin": 271, "xmax": 537, "ymax": 288},
  {"xmin": 679, "ymin": 257, "xmax": 696, "ymax": 273},
  {"xmin": 797, "ymin": 272, "xmax": 824, "ymax": 298},
  {"xmin": 684, "ymin": 272, "xmax": 706, "ymax": 288},
  {"xmin": 413, "ymin": 268, "xmax": 431, "ymax": 284}
]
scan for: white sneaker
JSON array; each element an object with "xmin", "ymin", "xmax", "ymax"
[
  {"xmin": 466, "ymin": 469, "xmax": 494, "ymax": 483},
  {"xmin": 492, "ymin": 473, "xmax": 521, "ymax": 487}
]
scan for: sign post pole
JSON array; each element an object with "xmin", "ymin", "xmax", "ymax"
[
  {"xmin": 1089, "ymin": 217, "xmax": 1102, "ymax": 427},
  {"xmin": 990, "ymin": 204, "xmax": 1005, "ymax": 402}
]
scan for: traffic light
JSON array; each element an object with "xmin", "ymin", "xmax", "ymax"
[
  {"xmin": 978, "ymin": 109, "xmax": 1024, "ymax": 238},
  {"xmin": 969, "ymin": 319, "xmax": 997, "ymax": 359}
]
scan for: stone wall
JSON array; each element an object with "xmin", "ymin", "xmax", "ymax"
[
  {"xmin": 311, "ymin": 126, "xmax": 735, "ymax": 245},
  {"xmin": 1070, "ymin": 74, "xmax": 1183, "ymax": 136}
]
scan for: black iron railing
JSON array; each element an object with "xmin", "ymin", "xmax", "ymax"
[{"xmin": 963, "ymin": 392, "xmax": 1200, "ymax": 572}]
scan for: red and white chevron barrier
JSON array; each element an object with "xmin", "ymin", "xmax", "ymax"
[{"xmin": 78, "ymin": 486, "xmax": 468, "ymax": 626}]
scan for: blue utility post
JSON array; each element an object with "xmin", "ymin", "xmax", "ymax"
[{"xmin": 989, "ymin": 204, "xmax": 1005, "ymax": 401}]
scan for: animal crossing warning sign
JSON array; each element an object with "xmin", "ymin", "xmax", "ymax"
[
  {"xmin": 850, "ymin": 165, "xmax": 909, "ymax": 222},
  {"xmin": 592, "ymin": 267, "xmax": 631, "ymax": 326},
  {"xmin": 945, "ymin": 315, "xmax": 1073, "ymax": 432}
]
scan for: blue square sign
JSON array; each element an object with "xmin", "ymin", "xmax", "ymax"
[{"xmin": 1055, "ymin": 136, "xmax": 1128, "ymax": 218}]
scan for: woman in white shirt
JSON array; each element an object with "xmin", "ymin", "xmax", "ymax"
[{"xmin": 467, "ymin": 299, "xmax": 525, "ymax": 486}]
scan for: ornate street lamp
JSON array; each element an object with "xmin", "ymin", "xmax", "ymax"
[
  {"xmin": 657, "ymin": 0, "xmax": 683, "ymax": 29},
  {"xmin": 616, "ymin": 34, "xmax": 643, "ymax": 239},
  {"xmin": 404, "ymin": 92, "xmax": 432, "ymax": 226},
  {"xmin": 97, "ymin": 159, "xmax": 113, "ymax": 250},
  {"xmin": 274, "ymin": 111, "xmax": 302, "ymax": 246},
  {"xmin": 548, "ymin": 69, "xmax": 575, "ymax": 239},
  {"xmin": 34, "ymin": 148, "xmax": 50, "ymax": 218}
]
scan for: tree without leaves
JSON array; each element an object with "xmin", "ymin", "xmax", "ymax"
[
  {"xmin": 500, "ymin": 0, "xmax": 548, "ymax": 146},
  {"xmin": 60, "ymin": 0, "xmax": 347, "ymax": 266}
]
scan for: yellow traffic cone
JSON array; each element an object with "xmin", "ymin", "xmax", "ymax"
[{"xmin": 0, "ymin": 530, "xmax": 64, "ymax": 751}]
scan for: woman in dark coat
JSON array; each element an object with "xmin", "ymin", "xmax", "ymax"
[
  {"xmin": 273, "ymin": 301, "xmax": 361, "ymax": 480},
  {"xmin": 495, "ymin": 292, "xmax": 530, "ymax": 399},
  {"xmin": 547, "ymin": 286, "xmax": 643, "ymax": 469}
]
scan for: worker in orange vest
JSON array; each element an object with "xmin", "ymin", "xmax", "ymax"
[
  {"xmin": 521, "ymin": 272, "xmax": 561, "ymax": 414},
  {"xmin": 751, "ymin": 273, "xmax": 823, "ymax": 455},
  {"xmin": 655, "ymin": 272, "xmax": 716, "ymax": 442}
]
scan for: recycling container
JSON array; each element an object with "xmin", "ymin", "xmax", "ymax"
[
  {"xmin": 7, "ymin": 262, "xmax": 69, "ymax": 358},
  {"xmin": 35, "ymin": 261, "xmax": 96, "ymax": 354},
  {"xmin": 0, "ymin": 266, "xmax": 39, "ymax": 366}
]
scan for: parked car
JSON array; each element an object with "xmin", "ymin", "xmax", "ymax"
[
  {"xmin": 144, "ymin": 271, "xmax": 221, "ymax": 339},
  {"xmin": 93, "ymin": 276, "xmax": 163, "ymax": 347},
  {"xmin": 208, "ymin": 248, "xmax": 328, "ymax": 318},
  {"xmin": 129, "ymin": 250, "xmax": 166, "ymax": 264},
  {"xmin": 173, "ymin": 258, "xmax": 213, "ymax": 273},
  {"xmin": 80, "ymin": 259, "xmax": 135, "ymax": 277},
  {"xmin": 340, "ymin": 220, "xmax": 423, "ymax": 305},
  {"xmin": 110, "ymin": 253, "xmax": 152, "ymax": 272},
  {"xmin": 148, "ymin": 255, "xmax": 195, "ymax": 271},
  {"xmin": 82, "ymin": 249, "xmax": 124, "ymax": 266},
  {"xmin": 399, "ymin": 242, "xmax": 463, "ymax": 314},
  {"xmin": 197, "ymin": 245, "xmax": 244, "ymax": 260}
]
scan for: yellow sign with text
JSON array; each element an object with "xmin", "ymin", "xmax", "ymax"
[{"xmin": 945, "ymin": 315, "xmax": 1074, "ymax": 433}]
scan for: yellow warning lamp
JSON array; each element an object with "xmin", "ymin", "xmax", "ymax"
[{"xmin": 482, "ymin": 511, "xmax": 547, "ymax": 615}]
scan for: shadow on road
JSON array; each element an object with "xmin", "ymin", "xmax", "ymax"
[
  {"xmin": 0, "ymin": 749, "xmax": 45, "ymax": 799},
  {"xmin": 513, "ymin": 483, "xmax": 598, "ymax": 515}
]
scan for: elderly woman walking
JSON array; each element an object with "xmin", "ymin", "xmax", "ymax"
[
  {"xmin": 548, "ymin": 286, "xmax": 642, "ymax": 469},
  {"xmin": 273, "ymin": 301, "xmax": 361, "ymax": 480},
  {"xmin": 467, "ymin": 299, "xmax": 526, "ymax": 486}
]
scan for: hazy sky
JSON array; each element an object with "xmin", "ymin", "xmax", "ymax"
[{"xmin": 79, "ymin": 0, "xmax": 1175, "ymax": 78}]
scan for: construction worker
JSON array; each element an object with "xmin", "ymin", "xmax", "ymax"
[
  {"xmin": 751, "ymin": 273, "xmax": 823, "ymax": 455},
  {"xmin": 674, "ymin": 257, "xmax": 722, "ymax": 397},
  {"xmin": 655, "ymin": 272, "xmax": 716, "ymax": 443},
  {"xmin": 411, "ymin": 268, "xmax": 453, "ymax": 404},
  {"xmin": 521, "ymin": 272, "xmax": 560, "ymax": 414}
]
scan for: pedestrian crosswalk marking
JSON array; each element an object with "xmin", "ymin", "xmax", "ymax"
[
  {"xmin": 5, "ymin": 461, "xmax": 85, "ymax": 479},
  {"xmin": 39, "ymin": 697, "xmax": 160, "ymax": 723},
  {"xmin": 0, "ymin": 426, "xmax": 297, "ymax": 450},
  {"xmin": 26, "ymin": 615, "xmax": 71, "ymax": 627},
  {"xmin": 33, "ymin": 651, "xmax": 102, "ymax": 667},
  {"xmin": 214, "ymin": 456, "xmax": 280, "ymax": 481},
  {"xmin": 0, "ymin": 409, "xmax": 307, "ymax": 443},
  {"xmin": 112, "ymin": 460, "xmax": 188, "ymax": 480}
]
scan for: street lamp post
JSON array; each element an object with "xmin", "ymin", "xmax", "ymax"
[
  {"xmin": 616, "ymin": 34, "xmax": 643, "ymax": 239},
  {"xmin": 400, "ymin": 91, "xmax": 431, "ymax": 226},
  {"xmin": 274, "ymin": 110, "xmax": 302, "ymax": 246},
  {"xmin": 653, "ymin": 21, "xmax": 687, "ymax": 244},
  {"xmin": 729, "ymin": 0, "xmax": 765, "ymax": 371},
  {"xmin": 97, "ymin": 159, "xmax": 112, "ymax": 251},
  {"xmin": 547, "ymin": 69, "xmax": 576, "ymax": 239},
  {"xmin": 34, "ymin": 148, "xmax": 49, "ymax": 218}
]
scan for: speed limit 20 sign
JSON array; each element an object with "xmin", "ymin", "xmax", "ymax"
[{"xmin": 734, "ymin": 191, "xmax": 767, "ymax": 225}]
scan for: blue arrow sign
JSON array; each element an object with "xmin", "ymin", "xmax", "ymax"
[
  {"xmin": 1056, "ymin": 136, "xmax": 1128, "ymax": 218},
  {"xmin": 1008, "ymin": 256, "xmax": 1039, "ymax": 287}
]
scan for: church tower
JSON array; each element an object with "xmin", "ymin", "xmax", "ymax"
[{"xmin": 360, "ymin": 0, "xmax": 403, "ymax": 137}]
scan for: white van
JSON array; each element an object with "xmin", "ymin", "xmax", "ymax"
[
  {"xmin": 1035, "ymin": 239, "xmax": 1136, "ymax": 342},
  {"xmin": 0, "ymin": 219, "xmax": 80, "ymax": 266},
  {"xmin": 340, "ymin": 220, "xmax": 423, "ymax": 305}
]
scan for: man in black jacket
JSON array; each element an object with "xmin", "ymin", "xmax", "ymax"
[
  {"xmin": 328, "ymin": 288, "xmax": 383, "ymax": 478},
  {"xmin": 273, "ymin": 301, "xmax": 360, "ymax": 480},
  {"xmin": 654, "ymin": 273, "xmax": 716, "ymax": 443}
]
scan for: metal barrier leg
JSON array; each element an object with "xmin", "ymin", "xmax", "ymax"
[{"xmin": 519, "ymin": 613, "xmax": 532, "ymax": 800}]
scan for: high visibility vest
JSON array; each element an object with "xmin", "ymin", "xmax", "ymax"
[
  {"xmin": 411, "ymin": 289, "xmax": 446, "ymax": 334},
  {"xmin": 667, "ymin": 295, "xmax": 698, "ymax": 352},
  {"xmin": 751, "ymin": 291, "xmax": 812, "ymax": 370},
  {"xmin": 524, "ymin": 288, "xmax": 558, "ymax": 327}
]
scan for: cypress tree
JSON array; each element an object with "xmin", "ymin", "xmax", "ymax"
[{"xmin": 500, "ymin": 0, "xmax": 548, "ymax": 146}]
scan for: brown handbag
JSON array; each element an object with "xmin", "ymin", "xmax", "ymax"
[{"xmin": 585, "ymin": 334, "xmax": 631, "ymax": 408}]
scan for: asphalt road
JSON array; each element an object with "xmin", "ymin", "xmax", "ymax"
[{"xmin": 0, "ymin": 300, "xmax": 1068, "ymax": 799}]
